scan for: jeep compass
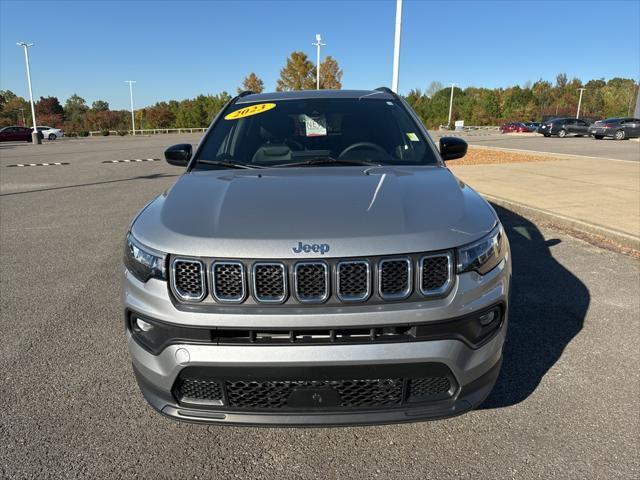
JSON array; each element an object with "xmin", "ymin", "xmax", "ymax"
[{"xmin": 123, "ymin": 88, "xmax": 511, "ymax": 425}]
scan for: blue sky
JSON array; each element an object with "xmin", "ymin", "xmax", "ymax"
[{"xmin": 1, "ymin": 0, "xmax": 638, "ymax": 110}]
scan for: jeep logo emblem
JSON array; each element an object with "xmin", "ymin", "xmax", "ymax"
[{"xmin": 292, "ymin": 241, "xmax": 330, "ymax": 255}]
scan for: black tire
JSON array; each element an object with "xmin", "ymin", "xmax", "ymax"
[
  {"xmin": 594, "ymin": 135, "xmax": 604, "ymax": 140},
  {"xmin": 558, "ymin": 129, "xmax": 567, "ymax": 138},
  {"xmin": 543, "ymin": 133, "xmax": 550, "ymax": 137},
  {"xmin": 614, "ymin": 130, "xmax": 625, "ymax": 140},
  {"xmin": 48, "ymin": 133, "xmax": 56, "ymax": 140}
]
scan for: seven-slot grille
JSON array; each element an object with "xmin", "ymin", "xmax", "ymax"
[
  {"xmin": 171, "ymin": 259, "xmax": 206, "ymax": 301},
  {"xmin": 252, "ymin": 263, "xmax": 287, "ymax": 303},
  {"xmin": 170, "ymin": 252, "xmax": 454, "ymax": 304},
  {"xmin": 294, "ymin": 262, "xmax": 329, "ymax": 303},
  {"xmin": 211, "ymin": 261, "xmax": 246, "ymax": 303}
]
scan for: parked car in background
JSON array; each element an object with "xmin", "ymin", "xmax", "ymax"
[
  {"xmin": 37, "ymin": 126, "xmax": 64, "ymax": 140},
  {"xmin": 523, "ymin": 122, "xmax": 540, "ymax": 132},
  {"xmin": 500, "ymin": 122, "xmax": 530, "ymax": 133},
  {"xmin": 0, "ymin": 126, "xmax": 43, "ymax": 142},
  {"xmin": 589, "ymin": 118, "xmax": 640, "ymax": 140},
  {"xmin": 538, "ymin": 118, "xmax": 590, "ymax": 137}
]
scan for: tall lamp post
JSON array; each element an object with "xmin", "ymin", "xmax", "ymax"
[
  {"xmin": 17, "ymin": 42, "xmax": 40, "ymax": 144},
  {"xmin": 448, "ymin": 83, "xmax": 456, "ymax": 127},
  {"xmin": 392, "ymin": 0, "xmax": 402, "ymax": 92},
  {"xmin": 312, "ymin": 34, "xmax": 325, "ymax": 90},
  {"xmin": 576, "ymin": 88, "xmax": 586, "ymax": 119},
  {"xmin": 125, "ymin": 80, "xmax": 136, "ymax": 135}
]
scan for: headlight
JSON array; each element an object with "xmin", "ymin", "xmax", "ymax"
[
  {"xmin": 124, "ymin": 233, "xmax": 166, "ymax": 282},
  {"xmin": 457, "ymin": 224, "xmax": 507, "ymax": 275}
]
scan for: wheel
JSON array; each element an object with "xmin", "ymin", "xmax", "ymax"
[
  {"xmin": 614, "ymin": 130, "xmax": 625, "ymax": 140},
  {"xmin": 558, "ymin": 129, "xmax": 567, "ymax": 138},
  {"xmin": 48, "ymin": 133, "xmax": 56, "ymax": 140},
  {"xmin": 543, "ymin": 133, "xmax": 550, "ymax": 137},
  {"xmin": 594, "ymin": 135, "xmax": 604, "ymax": 140}
]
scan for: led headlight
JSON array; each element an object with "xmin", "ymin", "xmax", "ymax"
[
  {"xmin": 457, "ymin": 223, "xmax": 507, "ymax": 275},
  {"xmin": 124, "ymin": 233, "xmax": 166, "ymax": 282}
]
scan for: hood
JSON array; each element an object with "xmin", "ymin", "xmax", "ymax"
[{"xmin": 132, "ymin": 166, "xmax": 497, "ymax": 258}]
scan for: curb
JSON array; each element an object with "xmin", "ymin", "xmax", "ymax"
[
  {"xmin": 467, "ymin": 145, "xmax": 638, "ymax": 164},
  {"xmin": 479, "ymin": 192, "xmax": 640, "ymax": 251}
]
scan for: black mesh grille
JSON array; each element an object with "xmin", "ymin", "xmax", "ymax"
[
  {"xmin": 421, "ymin": 255, "xmax": 450, "ymax": 292},
  {"xmin": 213, "ymin": 262, "xmax": 244, "ymax": 301},
  {"xmin": 174, "ymin": 377, "xmax": 223, "ymax": 402},
  {"xmin": 174, "ymin": 260, "xmax": 204, "ymax": 299},
  {"xmin": 295, "ymin": 263, "xmax": 328, "ymax": 301},
  {"xmin": 337, "ymin": 262, "xmax": 369, "ymax": 300},
  {"xmin": 379, "ymin": 259, "xmax": 410, "ymax": 298},
  {"xmin": 407, "ymin": 377, "xmax": 452, "ymax": 402},
  {"xmin": 225, "ymin": 378, "xmax": 403, "ymax": 409},
  {"xmin": 253, "ymin": 264, "xmax": 286, "ymax": 302}
]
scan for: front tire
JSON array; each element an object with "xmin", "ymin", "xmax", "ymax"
[
  {"xmin": 614, "ymin": 130, "xmax": 625, "ymax": 140},
  {"xmin": 48, "ymin": 133, "xmax": 56, "ymax": 140},
  {"xmin": 543, "ymin": 133, "xmax": 550, "ymax": 137},
  {"xmin": 558, "ymin": 129, "xmax": 567, "ymax": 138},
  {"xmin": 594, "ymin": 135, "xmax": 604, "ymax": 140}
]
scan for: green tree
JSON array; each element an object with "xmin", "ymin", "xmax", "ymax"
[
  {"xmin": 64, "ymin": 94, "xmax": 89, "ymax": 123},
  {"xmin": 238, "ymin": 73, "xmax": 264, "ymax": 94},
  {"xmin": 276, "ymin": 51, "xmax": 315, "ymax": 91},
  {"xmin": 91, "ymin": 100, "xmax": 109, "ymax": 111}
]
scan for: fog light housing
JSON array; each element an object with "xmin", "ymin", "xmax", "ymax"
[
  {"xmin": 135, "ymin": 318, "xmax": 153, "ymax": 332},
  {"xmin": 479, "ymin": 309, "xmax": 498, "ymax": 326}
]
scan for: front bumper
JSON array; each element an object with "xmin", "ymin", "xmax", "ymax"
[{"xmin": 125, "ymin": 253, "xmax": 510, "ymax": 425}]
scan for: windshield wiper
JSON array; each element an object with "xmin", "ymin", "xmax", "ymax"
[
  {"xmin": 273, "ymin": 157, "xmax": 382, "ymax": 168},
  {"xmin": 197, "ymin": 159, "xmax": 265, "ymax": 170}
]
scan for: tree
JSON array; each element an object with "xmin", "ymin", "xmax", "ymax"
[
  {"xmin": 35, "ymin": 96, "xmax": 63, "ymax": 116},
  {"xmin": 238, "ymin": 73, "xmax": 264, "ymax": 94},
  {"xmin": 91, "ymin": 100, "xmax": 109, "ymax": 111},
  {"xmin": 276, "ymin": 51, "xmax": 315, "ymax": 91},
  {"xmin": 425, "ymin": 81, "xmax": 444, "ymax": 98},
  {"xmin": 318, "ymin": 56, "xmax": 342, "ymax": 89},
  {"xmin": 64, "ymin": 94, "xmax": 88, "ymax": 123}
]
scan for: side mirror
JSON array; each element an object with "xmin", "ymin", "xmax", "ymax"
[
  {"xmin": 439, "ymin": 137, "xmax": 468, "ymax": 161},
  {"xmin": 165, "ymin": 144, "xmax": 192, "ymax": 166}
]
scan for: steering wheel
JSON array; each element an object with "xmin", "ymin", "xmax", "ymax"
[{"xmin": 338, "ymin": 142, "xmax": 387, "ymax": 158}]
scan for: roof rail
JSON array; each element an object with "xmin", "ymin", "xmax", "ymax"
[
  {"xmin": 375, "ymin": 87, "xmax": 395, "ymax": 95},
  {"xmin": 237, "ymin": 90, "xmax": 255, "ymax": 98}
]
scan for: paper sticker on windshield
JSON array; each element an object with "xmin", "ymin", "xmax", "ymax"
[
  {"xmin": 303, "ymin": 115, "xmax": 327, "ymax": 137},
  {"xmin": 406, "ymin": 132, "xmax": 420, "ymax": 142},
  {"xmin": 224, "ymin": 103, "xmax": 276, "ymax": 120}
]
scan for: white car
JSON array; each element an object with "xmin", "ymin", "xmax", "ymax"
[{"xmin": 37, "ymin": 126, "xmax": 64, "ymax": 140}]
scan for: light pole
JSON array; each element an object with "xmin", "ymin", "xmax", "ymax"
[
  {"xmin": 392, "ymin": 0, "xmax": 402, "ymax": 92},
  {"xmin": 17, "ymin": 42, "xmax": 40, "ymax": 144},
  {"xmin": 448, "ymin": 83, "xmax": 455, "ymax": 127},
  {"xmin": 576, "ymin": 88, "xmax": 586, "ymax": 119},
  {"xmin": 19, "ymin": 108, "xmax": 25, "ymax": 126},
  {"xmin": 125, "ymin": 80, "xmax": 136, "ymax": 135},
  {"xmin": 312, "ymin": 34, "xmax": 325, "ymax": 90}
]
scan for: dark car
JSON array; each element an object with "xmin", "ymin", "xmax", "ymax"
[
  {"xmin": 588, "ymin": 117, "xmax": 640, "ymax": 140},
  {"xmin": 0, "ymin": 126, "xmax": 41, "ymax": 142},
  {"xmin": 523, "ymin": 122, "xmax": 540, "ymax": 132},
  {"xmin": 538, "ymin": 118, "xmax": 591, "ymax": 138},
  {"xmin": 500, "ymin": 122, "xmax": 530, "ymax": 133}
]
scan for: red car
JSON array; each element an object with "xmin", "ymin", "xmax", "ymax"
[
  {"xmin": 0, "ymin": 125, "xmax": 42, "ymax": 142},
  {"xmin": 500, "ymin": 122, "xmax": 530, "ymax": 133}
]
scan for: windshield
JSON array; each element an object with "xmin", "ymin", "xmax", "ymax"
[{"xmin": 192, "ymin": 98, "xmax": 438, "ymax": 169}]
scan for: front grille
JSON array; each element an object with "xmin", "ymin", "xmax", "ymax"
[
  {"xmin": 211, "ymin": 261, "xmax": 245, "ymax": 303},
  {"xmin": 172, "ymin": 367, "xmax": 458, "ymax": 412},
  {"xmin": 379, "ymin": 258, "xmax": 411, "ymax": 300},
  {"xmin": 420, "ymin": 253, "xmax": 452, "ymax": 295},
  {"xmin": 336, "ymin": 261, "xmax": 370, "ymax": 301},
  {"xmin": 172, "ymin": 259, "xmax": 205, "ymax": 301},
  {"xmin": 168, "ymin": 251, "xmax": 454, "ymax": 305},
  {"xmin": 294, "ymin": 262, "xmax": 329, "ymax": 303},
  {"xmin": 252, "ymin": 263, "xmax": 287, "ymax": 303}
]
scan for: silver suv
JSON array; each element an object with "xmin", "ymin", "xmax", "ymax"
[{"xmin": 123, "ymin": 88, "xmax": 511, "ymax": 425}]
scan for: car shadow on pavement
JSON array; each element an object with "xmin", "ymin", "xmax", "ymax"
[{"xmin": 480, "ymin": 204, "xmax": 589, "ymax": 409}]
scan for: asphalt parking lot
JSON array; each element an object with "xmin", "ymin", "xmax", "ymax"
[
  {"xmin": 429, "ymin": 130, "xmax": 640, "ymax": 161},
  {"xmin": 1, "ymin": 135, "xmax": 639, "ymax": 479}
]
